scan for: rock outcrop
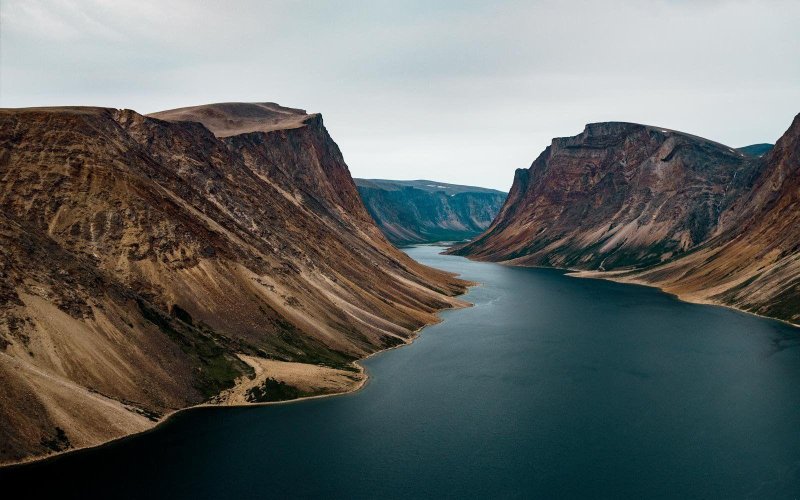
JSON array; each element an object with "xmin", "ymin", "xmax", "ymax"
[
  {"xmin": 355, "ymin": 179, "xmax": 506, "ymax": 245},
  {"xmin": 625, "ymin": 114, "xmax": 800, "ymax": 323},
  {"xmin": 0, "ymin": 103, "xmax": 468, "ymax": 464},
  {"xmin": 451, "ymin": 122, "xmax": 763, "ymax": 269},
  {"xmin": 451, "ymin": 115, "xmax": 800, "ymax": 324}
]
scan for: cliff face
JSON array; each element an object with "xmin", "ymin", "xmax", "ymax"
[
  {"xmin": 451, "ymin": 115, "xmax": 800, "ymax": 324},
  {"xmin": 355, "ymin": 179, "xmax": 506, "ymax": 245},
  {"xmin": 626, "ymin": 114, "xmax": 800, "ymax": 323},
  {"xmin": 0, "ymin": 103, "xmax": 468, "ymax": 464},
  {"xmin": 452, "ymin": 122, "xmax": 763, "ymax": 270}
]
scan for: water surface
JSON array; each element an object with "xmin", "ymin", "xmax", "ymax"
[{"xmin": 3, "ymin": 246, "xmax": 800, "ymax": 498}]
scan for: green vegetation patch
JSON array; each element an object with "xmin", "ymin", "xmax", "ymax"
[
  {"xmin": 245, "ymin": 378, "xmax": 308, "ymax": 403},
  {"xmin": 136, "ymin": 298, "xmax": 250, "ymax": 399},
  {"xmin": 40, "ymin": 427, "xmax": 71, "ymax": 452}
]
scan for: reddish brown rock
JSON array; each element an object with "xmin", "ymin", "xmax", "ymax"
[
  {"xmin": 625, "ymin": 114, "xmax": 800, "ymax": 323},
  {"xmin": 0, "ymin": 103, "xmax": 468, "ymax": 464},
  {"xmin": 451, "ymin": 115, "xmax": 800, "ymax": 324},
  {"xmin": 452, "ymin": 122, "xmax": 761, "ymax": 269}
]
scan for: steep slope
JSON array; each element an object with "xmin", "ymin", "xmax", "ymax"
[
  {"xmin": 451, "ymin": 115, "xmax": 800, "ymax": 325},
  {"xmin": 0, "ymin": 103, "xmax": 468, "ymax": 464},
  {"xmin": 355, "ymin": 179, "xmax": 506, "ymax": 244},
  {"xmin": 622, "ymin": 114, "xmax": 800, "ymax": 323},
  {"xmin": 451, "ymin": 122, "xmax": 762, "ymax": 270}
]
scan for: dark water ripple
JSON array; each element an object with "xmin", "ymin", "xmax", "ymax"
[{"xmin": 2, "ymin": 246, "xmax": 799, "ymax": 499}]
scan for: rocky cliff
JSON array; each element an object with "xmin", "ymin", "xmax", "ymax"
[
  {"xmin": 624, "ymin": 114, "xmax": 800, "ymax": 323},
  {"xmin": 0, "ymin": 103, "xmax": 468, "ymax": 464},
  {"xmin": 451, "ymin": 122, "xmax": 763, "ymax": 269},
  {"xmin": 355, "ymin": 179, "xmax": 506, "ymax": 245},
  {"xmin": 451, "ymin": 115, "xmax": 800, "ymax": 324}
]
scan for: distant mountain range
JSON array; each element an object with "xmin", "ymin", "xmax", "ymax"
[
  {"xmin": 356, "ymin": 178, "xmax": 503, "ymax": 195},
  {"xmin": 451, "ymin": 115, "xmax": 800, "ymax": 325},
  {"xmin": 737, "ymin": 143, "xmax": 774, "ymax": 157},
  {"xmin": 355, "ymin": 179, "xmax": 506, "ymax": 245}
]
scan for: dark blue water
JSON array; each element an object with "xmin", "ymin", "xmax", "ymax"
[{"xmin": 3, "ymin": 246, "xmax": 800, "ymax": 498}]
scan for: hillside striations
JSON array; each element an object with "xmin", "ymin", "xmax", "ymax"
[
  {"xmin": 355, "ymin": 179, "xmax": 506, "ymax": 245},
  {"xmin": 0, "ymin": 103, "xmax": 469, "ymax": 464},
  {"xmin": 450, "ymin": 115, "xmax": 800, "ymax": 324},
  {"xmin": 619, "ymin": 114, "xmax": 800, "ymax": 323},
  {"xmin": 451, "ymin": 122, "xmax": 763, "ymax": 269}
]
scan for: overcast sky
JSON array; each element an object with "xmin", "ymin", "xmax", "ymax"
[{"xmin": 1, "ymin": 1, "xmax": 798, "ymax": 190}]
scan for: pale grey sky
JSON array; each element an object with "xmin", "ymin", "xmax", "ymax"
[{"xmin": 1, "ymin": 0, "xmax": 798, "ymax": 190}]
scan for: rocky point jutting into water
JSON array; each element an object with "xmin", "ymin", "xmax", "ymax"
[
  {"xmin": 0, "ymin": 102, "xmax": 469, "ymax": 464},
  {"xmin": 355, "ymin": 179, "xmax": 506, "ymax": 245},
  {"xmin": 450, "ymin": 114, "xmax": 800, "ymax": 325}
]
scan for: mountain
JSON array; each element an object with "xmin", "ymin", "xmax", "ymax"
[
  {"xmin": 622, "ymin": 115, "xmax": 800, "ymax": 323},
  {"xmin": 0, "ymin": 103, "xmax": 468, "ymax": 464},
  {"xmin": 148, "ymin": 102, "xmax": 311, "ymax": 137},
  {"xmin": 357, "ymin": 179, "xmax": 504, "ymax": 196},
  {"xmin": 355, "ymin": 179, "xmax": 506, "ymax": 245},
  {"xmin": 450, "ymin": 115, "xmax": 800, "ymax": 324},
  {"xmin": 451, "ymin": 122, "xmax": 762, "ymax": 269},
  {"xmin": 737, "ymin": 143, "xmax": 774, "ymax": 157}
]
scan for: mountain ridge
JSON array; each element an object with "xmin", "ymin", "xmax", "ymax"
[
  {"xmin": 450, "ymin": 114, "xmax": 800, "ymax": 324},
  {"xmin": 356, "ymin": 178, "xmax": 505, "ymax": 195},
  {"xmin": 0, "ymin": 102, "xmax": 469, "ymax": 464},
  {"xmin": 355, "ymin": 178, "xmax": 506, "ymax": 245},
  {"xmin": 147, "ymin": 102, "xmax": 314, "ymax": 137},
  {"xmin": 737, "ymin": 143, "xmax": 774, "ymax": 157},
  {"xmin": 451, "ymin": 120, "xmax": 761, "ymax": 269}
]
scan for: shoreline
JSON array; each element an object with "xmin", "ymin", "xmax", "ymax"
[
  {"xmin": 5, "ymin": 251, "xmax": 796, "ymax": 471},
  {"xmin": 469, "ymin": 255, "xmax": 800, "ymax": 330},
  {"xmin": 567, "ymin": 269, "xmax": 800, "ymax": 330},
  {"xmin": 0, "ymin": 280, "xmax": 476, "ymax": 471}
]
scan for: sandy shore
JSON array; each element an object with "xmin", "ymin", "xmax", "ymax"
[
  {"xmin": 9, "ymin": 255, "xmax": 795, "ymax": 471},
  {"xmin": 568, "ymin": 269, "xmax": 800, "ymax": 329},
  {"xmin": 1, "ymin": 292, "xmax": 474, "ymax": 469}
]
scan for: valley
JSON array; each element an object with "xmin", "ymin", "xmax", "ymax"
[
  {"xmin": 451, "ymin": 115, "xmax": 800, "ymax": 326},
  {"xmin": 355, "ymin": 178, "xmax": 505, "ymax": 244}
]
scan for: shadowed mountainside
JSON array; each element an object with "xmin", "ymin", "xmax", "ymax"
[
  {"xmin": 451, "ymin": 115, "xmax": 800, "ymax": 324},
  {"xmin": 355, "ymin": 179, "xmax": 506, "ymax": 245},
  {"xmin": 0, "ymin": 103, "xmax": 469, "ymax": 464}
]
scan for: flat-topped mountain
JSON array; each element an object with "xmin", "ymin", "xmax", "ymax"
[
  {"xmin": 451, "ymin": 115, "xmax": 800, "ymax": 324},
  {"xmin": 357, "ymin": 178, "xmax": 503, "ymax": 196},
  {"xmin": 0, "ymin": 103, "xmax": 468, "ymax": 464},
  {"xmin": 355, "ymin": 179, "xmax": 506, "ymax": 245},
  {"xmin": 148, "ymin": 102, "xmax": 313, "ymax": 137},
  {"xmin": 451, "ymin": 122, "xmax": 762, "ymax": 269}
]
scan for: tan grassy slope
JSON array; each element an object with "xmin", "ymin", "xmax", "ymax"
[
  {"xmin": 0, "ymin": 103, "xmax": 469, "ymax": 464},
  {"xmin": 452, "ymin": 114, "xmax": 800, "ymax": 325}
]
